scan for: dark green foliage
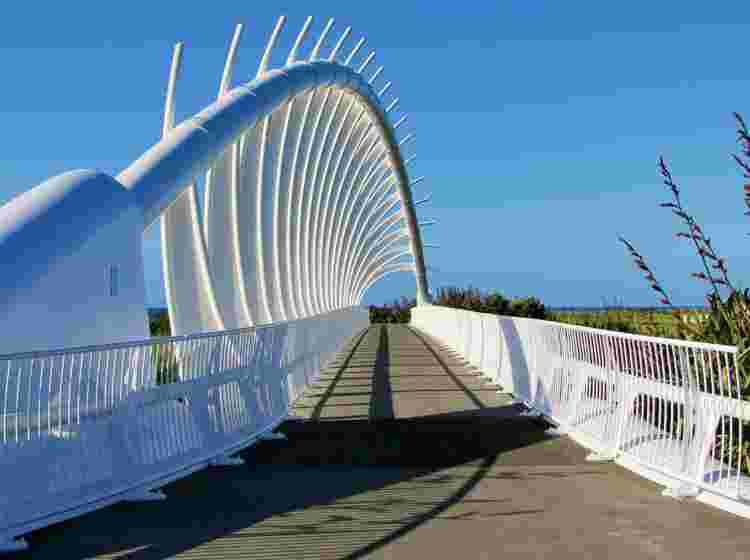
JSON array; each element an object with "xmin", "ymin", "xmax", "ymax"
[
  {"xmin": 149, "ymin": 308, "xmax": 171, "ymax": 337},
  {"xmin": 369, "ymin": 288, "xmax": 548, "ymax": 323},
  {"xmin": 370, "ymin": 297, "xmax": 415, "ymax": 323},
  {"xmin": 434, "ymin": 286, "xmax": 548, "ymax": 319},
  {"xmin": 509, "ymin": 296, "xmax": 547, "ymax": 320},
  {"xmin": 695, "ymin": 290, "xmax": 750, "ymax": 347}
]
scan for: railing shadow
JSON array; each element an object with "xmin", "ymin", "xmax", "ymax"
[
  {"xmin": 499, "ymin": 320, "xmax": 532, "ymax": 402},
  {"xmin": 14, "ymin": 326, "xmax": 576, "ymax": 560},
  {"xmin": 369, "ymin": 326, "xmax": 394, "ymax": 419},
  {"xmin": 16, "ymin": 413, "xmax": 562, "ymax": 560}
]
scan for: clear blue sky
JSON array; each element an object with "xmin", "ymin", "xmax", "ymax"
[{"xmin": 0, "ymin": 2, "xmax": 748, "ymax": 308}]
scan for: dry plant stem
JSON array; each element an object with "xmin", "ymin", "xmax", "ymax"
[
  {"xmin": 657, "ymin": 158, "xmax": 741, "ymax": 347},
  {"xmin": 737, "ymin": 113, "xmax": 750, "ymax": 222},
  {"xmin": 735, "ymin": 112, "xmax": 750, "ymax": 162},
  {"xmin": 658, "ymin": 158, "xmax": 733, "ymax": 296},
  {"xmin": 618, "ymin": 237, "xmax": 675, "ymax": 308}
]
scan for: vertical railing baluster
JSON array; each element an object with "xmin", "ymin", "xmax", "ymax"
[
  {"xmin": 732, "ymin": 351, "xmax": 743, "ymax": 498},
  {"xmin": 3, "ymin": 360, "xmax": 10, "ymax": 442}
]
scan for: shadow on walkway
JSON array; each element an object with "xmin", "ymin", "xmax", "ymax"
[
  {"xmin": 18, "ymin": 415, "xmax": 557, "ymax": 560},
  {"xmin": 16, "ymin": 326, "xmax": 564, "ymax": 559},
  {"xmin": 21, "ymin": 326, "xmax": 749, "ymax": 559}
]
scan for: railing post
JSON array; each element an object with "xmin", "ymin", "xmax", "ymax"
[
  {"xmin": 609, "ymin": 337, "xmax": 634, "ymax": 458},
  {"xmin": 564, "ymin": 329, "xmax": 586, "ymax": 433},
  {"xmin": 659, "ymin": 346, "xmax": 701, "ymax": 498},
  {"xmin": 588, "ymin": 335, "xmax": 629, "ymax": 462}
]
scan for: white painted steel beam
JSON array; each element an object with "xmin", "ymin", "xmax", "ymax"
[
  {"xmin": 0, "ymin": 17, "xmax": 436, "ymax": 548},
  {"xmin": 0, "ymin": 16, "xmax": 432, "ymax": 348}
]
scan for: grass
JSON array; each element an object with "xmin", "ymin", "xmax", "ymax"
[{"xmin": 550, "ymin": 307, "xmax": 709, "ymax": 339}]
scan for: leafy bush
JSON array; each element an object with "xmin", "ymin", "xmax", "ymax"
[
  {"xmin": 433, "ymin": 286, "xmax": 548, "ymax": 319},
  {"xmin": 369, "ymin": 288, "xmax": 548, "ymax": 322},
  {"xmin": 370, "ymin": 297, "xmax": 416, "ymax": 323},
  {"xmin": 509, "ymin": 296, "xmax": 547, "ymax": 320}
]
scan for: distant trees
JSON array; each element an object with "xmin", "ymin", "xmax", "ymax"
[
  {"xmin": 434, "ymin": 287, "xmax": 547, "ymax": 319},
  {"xmin": 370, "ymin": 297, "xmax": 416, "ymax": 323},
  {"xmin": 150, "ymin": 287, "xmax": 548, "ymax": 331},
  {"xmin": 368, "ymin": 287, "xmax": 548, "ymax": 324}
]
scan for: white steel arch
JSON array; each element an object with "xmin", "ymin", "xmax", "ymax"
[
  {"xmin": 0, "ymin": 16, "xmax": 432, "ymax": 354},
  {"xmin": 0, "ymin": 18, "xmax": 435, "ymax": 547},
  {"xmin": 143, "ymin": 17, "xmax": 431, "ymax": 336}
]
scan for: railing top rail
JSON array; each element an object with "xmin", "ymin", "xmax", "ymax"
[
  {"xmin": 419, "ymin": 304, "xmax": 737, "ymax": 353},
  {"xmin": 0, "ymin": 306, "xmax": 365, "ymax": 362}
]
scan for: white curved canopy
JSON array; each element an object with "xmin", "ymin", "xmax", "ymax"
[
  {"xmin": 117, "ymin": 19, "xmax": 431, "ymax": 335},
  {"xmin": 0, "ymin": 17, "xmax": 432, "ymax": 351}
]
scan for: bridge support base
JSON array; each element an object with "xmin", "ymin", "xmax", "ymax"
[
  {"xmin": 585, "ymin": 451, "xmax": 617, "ymax": 463},
  {"xmin": 661, "ymin": 484, "xmax": 699, "ymax": 500},
  {"xmin": 260, "ymin": 432, "xmax": 287, "ymax": 441},
  {"xmin": 210, "ymin": 455, "xmax": 245, "ymax": 467},
  {"xmin": 124, "ymin": 489, "xmax": 166, "ymax": 502},
  {"xmin": 0, "ymin": 537, "xmax": 28, "ymax": 552}
]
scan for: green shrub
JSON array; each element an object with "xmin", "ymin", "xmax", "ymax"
[
  {"xmin": 509, "ymin": 296, "xmax": 546, "ymax": 319},
  {"xmin": 370, "ymin": 297, "xmax": 416, "ymax": 323},
  {"xmin": 433, "ymin": 286, "xmax": 547, "ymax": 319}
]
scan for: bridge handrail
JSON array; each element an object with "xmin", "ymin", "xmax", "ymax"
[
  {"xmin": 0, "ymin": 306, "xmax": 368, "ymax": 548},
  {"xmin": 411, "ymin": 304, "xmax": 750, "ymax": 518},
  {"xmin": 0, "ymin": 307, "xmax": 354, "ymax": 361}
]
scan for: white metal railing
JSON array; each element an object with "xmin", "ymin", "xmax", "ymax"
[
  {"xmin": 411, "ymin": 304, "xmax": 750, "ymax": 517},
  {"xmin": 0, "ymin": 306, "xmax": 368, "ymax": 547}
]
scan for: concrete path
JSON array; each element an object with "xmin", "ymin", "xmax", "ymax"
[{"xmin": 14, "ymin": 325, "xmax": 750, "ymax": 559}]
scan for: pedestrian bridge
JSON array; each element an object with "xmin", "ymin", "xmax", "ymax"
[
  {"xmin": 9, "ymin": 325, "xmax": 750, "ymax": 558},
  {"xmin": 0, "ymin": 16, "xmax": 748, "ymax": 556}
]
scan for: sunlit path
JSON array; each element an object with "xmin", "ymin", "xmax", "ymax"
[{"xmin": 14, "ymin": 326, "xmax": 750, "ymax": 559}]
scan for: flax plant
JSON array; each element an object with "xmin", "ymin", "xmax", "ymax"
[
  {"xmin": 620, "ymin": 113, "xmax": 750, "ymax": 472},
  {"xmin": 620, "ymin": 114, "xmax": 750, "ymax": 381}
]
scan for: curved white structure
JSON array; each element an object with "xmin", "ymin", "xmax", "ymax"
[
  {"xmin": 0, "ymin": 19, "xmax": 431, "ymax": 550},
  {"xmin": 2, "ymin": 18, "xmax": 749, "ymax": 555},
  {"xmin": 120, "ymin": 18, "xmax": 430, "ymax": 337},
  {"xmin": 0, "ymin": 17, "xmax": 430, "ymax": 354}
]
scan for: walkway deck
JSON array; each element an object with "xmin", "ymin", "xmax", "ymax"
[{"xmin": 15, "ymin": 325, "xmax": 750, "ymax": 559}]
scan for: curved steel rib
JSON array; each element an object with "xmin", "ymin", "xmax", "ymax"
[{"xmin": 115, "ymin": 24, "xmax": 430, "ymax": 334}]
